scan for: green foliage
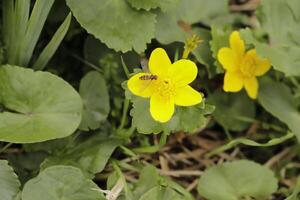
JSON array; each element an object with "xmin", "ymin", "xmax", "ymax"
[
  {"xmin": 257, "ymin": 0, "xmax": 300, "ymax": 46},
  {"xmin": 2, "ymin": 0, "xmax": 70, "ymax": 68},
  {"xmin": 21, "ymin": 166, "xmax": 105, "ymax": 200},
  {"xmin": 67, "ymin": 0, "xmax": 229, "ymax": 51},
  {"xmin": 240, "ymin": 28, "xmax": 300, "ymax": 77},
  {"xmin": 155, "ymin": 0, "xmax": 229, "ymax": 44},
  {"xmin": 127, "ymin": 91, "xmax": 214, "ymax": 134},
  {"xmin": 79, "ymin": 71, "xmax": 110, "ymax": 131},
  {"xmin": 197, "ymin": 160, "xmax": 278, "ymax": 200},
  {"xmin": 33, "ymin": 13, "xmax": 72, "ymax": 70},
  {"xmin": 66, "ymin": 0, "xmax": 156, "ymax": 52},
  {"xmin": 41, "ymin": 134, "xmax": 122, "ymax": 176},
  {"xmin": 0, "ymin": 160, "xmax": 21, "ymax": 200},
  {"xmin": 118, "ymin": 165, "xmax": 194, "ymax": 200},
  {"xmin": 0, "ymin": 0, "xmax": 299, "ymax": 199},
  {"xmin": 192, "ymin": 28, "xmax": 215, "ymax": 77},
  {"xmin": 209, "ymin": 26, "xmax": 231, "ymax": 74},
  {"xmin": 258, "ymin": 78, "xmax": 300, "ymax": 142},
  {"xmin": 208, "ymin": 91, "xmax": 255, "ymax": 131},
  {"xmin": 0, "ymin": 65, "xmax": 82, "ymax": 143}
]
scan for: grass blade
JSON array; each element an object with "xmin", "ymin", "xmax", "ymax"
[
  {"xmin": 33, "ymin": 13, "xmax": 72, "ymax": 70},
  {"xmin": 2, "ymin": 0, "xmax": 15, "ymax": 63},
  {"xmin": 206, "ymin": 132, "xmax": 295, "ymax": 157},
  {"xmin": 14, "ymin": 0, "xmax": 31, "ymax": 64},
  {"xmin": 18, "ymin": 0, "xmax": 55, "ymax": 66}
]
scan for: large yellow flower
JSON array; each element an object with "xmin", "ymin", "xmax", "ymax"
[
  {"xmin": 218, "ymin": 31, "xmax": 271, "ymax": 99},
  {"xmin": 128, "ymin": 48, "xmax": 202, "ymax": 123}
]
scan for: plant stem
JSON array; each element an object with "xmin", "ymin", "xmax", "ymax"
[
  {"xmin": 0, "ymin": 143, "xmax": 13, "ymax": 154},
  {"xmin": 119, "ymin": 98, "xmax": 130, "ymax": 130}
]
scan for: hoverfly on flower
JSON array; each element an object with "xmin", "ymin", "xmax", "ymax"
[{"xmin": 127, "ymin": 48, "xmax": 202, "ymax": 123}]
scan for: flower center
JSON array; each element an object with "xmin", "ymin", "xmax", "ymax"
[
  {"xmin": 156, "ymin": 78, "xmax": 175, "ymax": 98},
  {"xmin": 240, "ymin": 56, "xmax": 256, "ymax": 78}
]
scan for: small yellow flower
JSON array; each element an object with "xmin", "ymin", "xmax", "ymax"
[
  {"xmin": 217, "ymin": 31, "xmax": 271, "ymax": 99},
  {"xmin": 128, "ymin": 48, "xmax": 202, "ymax": 123}
]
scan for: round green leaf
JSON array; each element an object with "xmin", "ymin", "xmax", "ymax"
[
  {"xmin": 197, "ymin": 160, "xmax": 278, "ymax": 200},
  {"xmin": 0, "ymin": 65, "xmax": 82, "ymax": 143},
  {"xmin": 22, "ymin": 166, "xmax": 105, "ymax": 200},
  {"xmin": 66, "ymin": 0, "xmax": 156, "ymax": 52},
  {"xmin": 0, "ymin": 160, "xmax": 21, "ymax": 200},
  {"xmin": 79, "ymin": 71, "xmax": 110, "ymax": 131}
]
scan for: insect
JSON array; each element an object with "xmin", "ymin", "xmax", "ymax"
[
  {"xmin": 138, "ymin": 74, "xmax": 158, "ymax": 94},
  {"xmin": 139, "ymin": 74, "xmax": 158, "ymax": 80}
]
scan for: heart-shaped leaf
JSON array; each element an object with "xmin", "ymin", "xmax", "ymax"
[
  {"xmin": 197, "ymin": 160, "xmax": 278, "ymax": 200},
  {"xmin": 21, "ymin": 166, "xmax": 105, "ymax": 200},
  {"xmin": 0, "ymin": 65, "xmax": 82, "ymax": 143}
]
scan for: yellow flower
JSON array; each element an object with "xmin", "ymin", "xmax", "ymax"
[
  {"xmin": 128, "ymin": 48, "xmax": 202, "ymax": 123},
  {"xmin": 217, "ymin": 31, "xmax": 271, "ymax": 99}
]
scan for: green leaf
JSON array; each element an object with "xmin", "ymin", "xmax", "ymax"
[
  {"xmin": 0, "ymin": 65, "xmax": 82, "ymax": 143},
  {"xmin": 132, "ymin": 165, "xmax": 193, "ymax": 200},
  {"xmin": 155, "ymin": 0, "xmax": 229, "ymax": 44},
  {"xmin": 155, "ymin": 10, "xmax": 187, "ymax": 44},
  {"xmin": 11, "ymin": 0, "xmax": 30, "ymax": 64},
  {"xmin": 257, "ymin": 0, "xmax": 300, "ymax": 46},
  {"xmin": 21, "ymin": 166, "xmax": 105, "ymax": 200},
  {"xmin": 18, "ymin": 0, "xmax": 55, "ymax": 66},
  {"xmin": 66, "ymin": 0, "xmax": 156, "ymax": 52},
  {"xmin": 0, "ymin": 160, "xmax": 21, "ymax": 200},
  {"xmin": 129, "ymin": 95, "xmax": 212, "ymax": 134},
  {"xmin": 126, "ymin": 0, "xmax": 179, "ymax": 12},
  {"xmin": 197, "ymin": 160, "xmax": 278, "ymax": 200},
  {"xmin": 209, "ymin": 26, "xmax": 231, "ymax": 74},
  {"xmin": 139, "ymin": 187, "xmax": 184, "ymax": 200},
  {"xmin": 133, "ymin": 165, "xmax": 160, "ymax": 198},
  {"xmin": 33, "ymin": 13, "xmax": 72, "ymax": 70},
  {"xmin": 2, "ymin": 0, "xmax": 30, "ymax": 64},
  {"xmin": 41, "ymin": 135, "xmax": 122, "ymax": 176},
  {"xmin": 208, "ymin": 91, "xmax": 255, "ymax": 131},
  {"xmin": 192, "ymin": 28, "xmax": 215, "ymax": 77},
  {"xmin": 79, "ymin": 71, "xmax": 110, "ymax": 131},
  {"xmin": 258, "ymin": 78, "xmax": 300, "ymax": 142}
]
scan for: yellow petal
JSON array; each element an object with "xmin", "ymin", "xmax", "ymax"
[
  {"xmin": 149, "ymin": 48, "xmax": 171, "ymax": 78},
  {"xmin": 150, "ymin": 93, "xmax": 174, "ymax": 123},
  {"xmin": 244, "ymin": 77, "xmax": 258, "ymax": 99},
  {"xmin": 230, "ymin": 31, "xmax": 245, "ymax": 59},
  {"xmin": 254, "ymin": 59, "xmax": 271, "ymax": 76},
  {"xmin": 218, "ymin": 47, "xmax": 238, "ymax": 71},
  {"xmin": 127, "ymin": 73, "xmax": 157, "ymax": 98},
  {"xmin": 246, "ymin": 49, "xmax": 271, "ymax": 76},
  {"xmin": 168, "ymin": 59, "xmax": 198, "ymax": 87},
  {"xmin": 174, "ymin": 85, "xmax": 202, "ymax": 106},
  {"xmin": 223, "ymin": 71, "xmax": 243, "ymax": 92}
]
